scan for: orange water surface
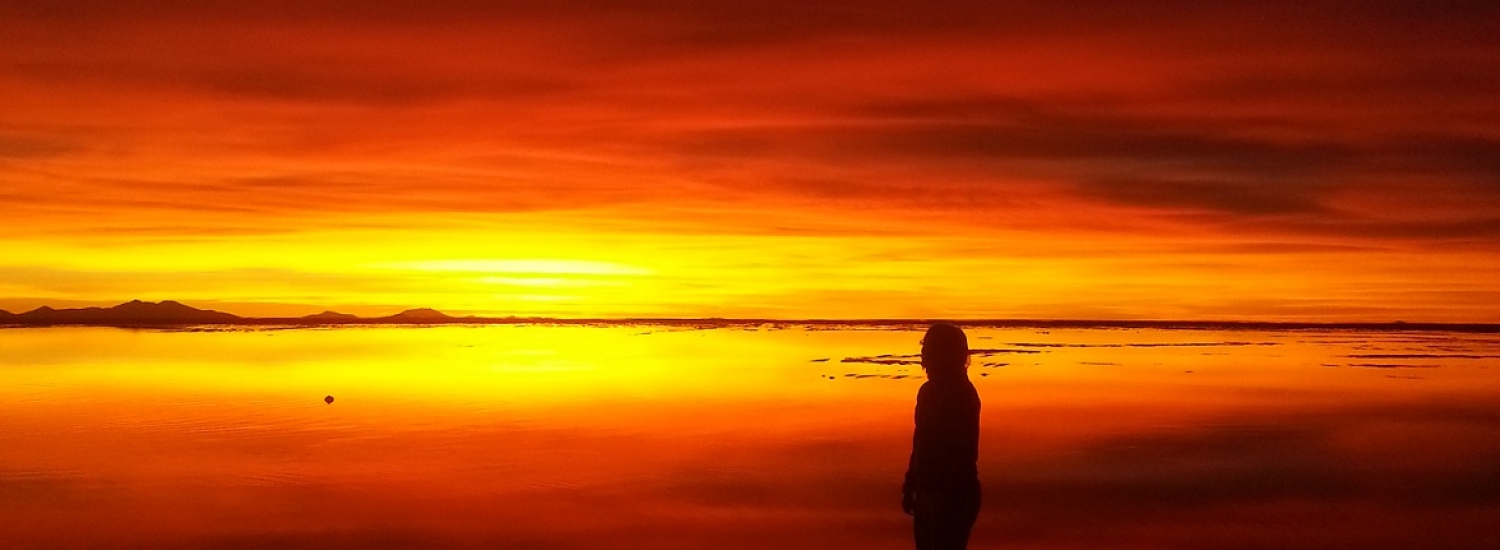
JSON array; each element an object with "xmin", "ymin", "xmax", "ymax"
[{"xmin": 3, "ymin": 325, "xmax": 1498, "ymax": 549}]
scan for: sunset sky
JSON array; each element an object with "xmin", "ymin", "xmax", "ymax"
[{"xmin": 3, "ymin": 1, "xmax": 1498, "ymax": 321}]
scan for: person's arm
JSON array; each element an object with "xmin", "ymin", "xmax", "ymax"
[{"xmin": 902, "ymin": 386, "xmax": 927, "ymax": 515}]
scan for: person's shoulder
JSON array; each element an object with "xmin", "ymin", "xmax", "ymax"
[{"xmin": 916, "ymin": 380, "xmax": 935, "ymax": 397}]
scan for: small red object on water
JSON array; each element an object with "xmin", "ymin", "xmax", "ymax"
[{"xmin": 324, "ymin": 395, "xmax": 334, "ymax": 404}]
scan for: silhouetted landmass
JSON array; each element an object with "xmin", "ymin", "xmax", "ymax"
[
  {"xmin": 301, "ymin": 310, "xmax": 360, "ymax": 322},
  {"xmin": 970, "ymin": 348, "xmax": 1044, "ymax": 355},
  {"xmin": 842, "ymin": 356, "xmax": 921, "ymax": 366},
  {"xmin": 0, "ymin": 300, "xmax": 239, "ymax": 326},
  {"xmin": 1002, "ymin": 341, "xmax": 1277, "ymax": 348},
  {"xmin": 373, "ymin": 308, "xmax": 461, "ymax": 323},
  {"xmin": 2, "ymin": 300, "xmax": 1499, "ymax": 332}
]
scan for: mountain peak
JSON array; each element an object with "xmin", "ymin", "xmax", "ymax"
[
  {"xmin": 388, "ymin": 308, "xmax": 452, "ymax": 319},
  {"xmin": 303, "ymin": 310, "xmax": 359, "ymax": 321},
  {"xmin": 114, "ymin": 299, "xmax": 194, "ymax": 311}
]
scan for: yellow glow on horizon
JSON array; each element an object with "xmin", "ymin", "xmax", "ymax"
[
  {"xmin": 474, "ymin": 276, "xmax": 626, "ymax": 288},
  {"xmin": 381, "ymin": 259, "xmax": 653, "ymax": 276},
  {"xmin": 2, "ymin": 206, "xmax": 1498, "ymax": 321}
]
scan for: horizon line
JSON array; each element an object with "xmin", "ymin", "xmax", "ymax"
[{"xmin": 3, "ymin": 300, "xmax": 1499, "ymax": 329}]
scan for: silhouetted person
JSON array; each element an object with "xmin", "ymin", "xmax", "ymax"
[{"xmin": 903, "ymin": 323, "xmax": 981, "ymax": 550}]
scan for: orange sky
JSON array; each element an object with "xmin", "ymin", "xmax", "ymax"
[{"xmin": 2, "ymin": 1, "xmax": 1498, "ymax": 321}]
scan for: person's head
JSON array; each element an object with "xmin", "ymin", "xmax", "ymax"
[{"xmin": 921, "ymin": 323, "xmax": 969, "ymax": 379}]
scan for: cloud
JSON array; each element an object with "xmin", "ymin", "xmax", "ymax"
[
  {"xmin": 2, "ymin": 0, "xmax": 1499, "ymax": 319},
  {"xmin": 0, "ymin": 131, "xmax": 79, "ymax": 159}
]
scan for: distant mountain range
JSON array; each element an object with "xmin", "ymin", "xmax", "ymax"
[
  {"xmin": 2, "ymin": 300, "xmax": 242, "ymax": 325},
  {"xmin": 0, "ymin": 300, "xmax": 465, "ymax": 327},
  {"xmin": 1, "ymin": 300, "xmax": 1497, "ymax": 331}
]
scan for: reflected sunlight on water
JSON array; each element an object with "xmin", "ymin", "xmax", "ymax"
[{"xmin": 2, "ymin": 326, "xmax": 1498, "ymax": 549}]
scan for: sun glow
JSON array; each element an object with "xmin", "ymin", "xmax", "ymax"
[{"xmin": 382, "ymin": 259, "xmax": 652, "ymax": 276}]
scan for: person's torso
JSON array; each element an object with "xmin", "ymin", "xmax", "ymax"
[{"xmin": 916, "ymin": 379, "xmax": 981, "ymax": 490}]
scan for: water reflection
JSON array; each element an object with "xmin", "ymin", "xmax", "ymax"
[{"xmin": 2, "ymin": 326, "xmax": 1498, "ymax": 549}]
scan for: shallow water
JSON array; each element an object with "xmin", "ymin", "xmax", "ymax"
[{"xmin": 3, "ymin": 325, "xmax": 1498, "ymax": 549}]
